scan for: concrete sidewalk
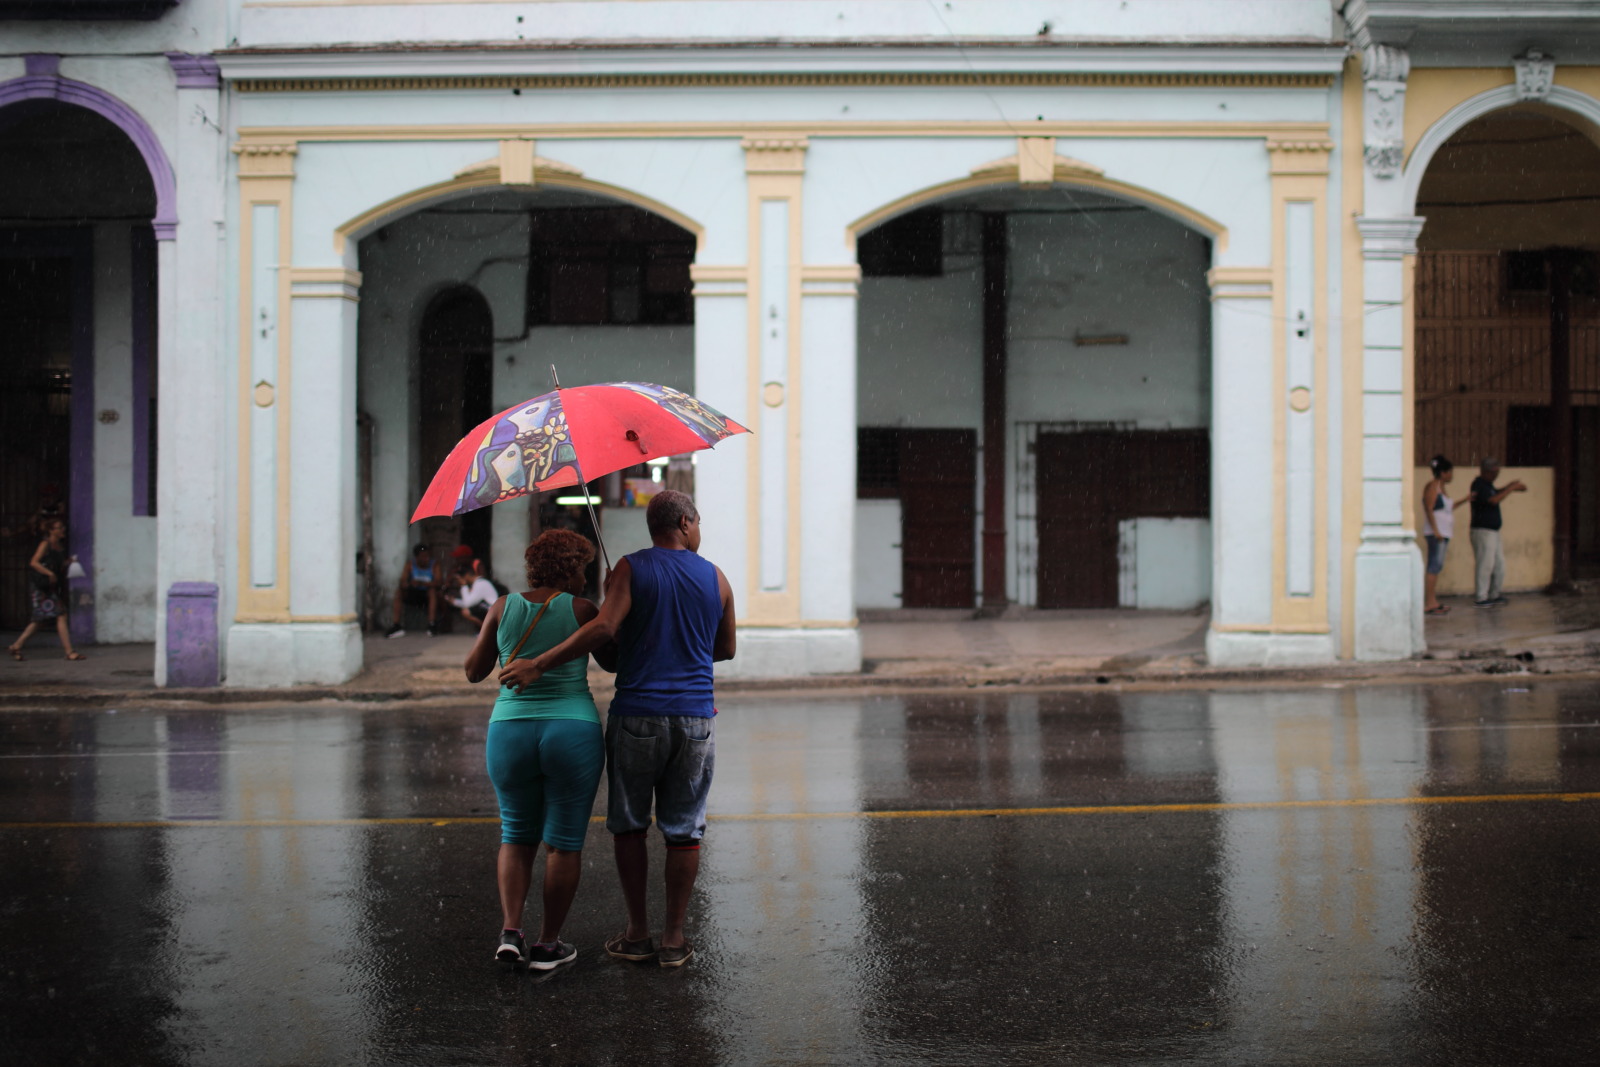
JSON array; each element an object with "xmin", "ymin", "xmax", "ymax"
[{"xmin": 3, "ymin": 592, "xmax": 1597, "ymax": 705}]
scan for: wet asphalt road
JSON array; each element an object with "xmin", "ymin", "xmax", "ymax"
[{"xmin": 2, "ymin": 680, "xmax": 1599, "ymax": 1066}]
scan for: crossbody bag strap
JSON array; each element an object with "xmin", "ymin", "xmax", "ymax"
[{"xmin": 501, "ymin": 593, "xmax": 560, "ymax": 667}]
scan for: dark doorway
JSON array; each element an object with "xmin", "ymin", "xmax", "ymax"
[
  {"xmin": 1036, "ymin": 429, "xmax": 1209, "ymax": 608},
  {"xmin": 0, "ymin": 254, "xmax": 73, "ymax": 631},
  {"xmin": 898, "ymin": 429, "xmax": 977, "ymax": 608},
  {"xmin": 417, "ymin": 287, "xmax": 494, "ymax": 565}
]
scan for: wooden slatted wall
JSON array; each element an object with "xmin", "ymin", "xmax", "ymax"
[{"xmin": 1414, "ymin": 251, "xmax": 1600, "ymax": 465}]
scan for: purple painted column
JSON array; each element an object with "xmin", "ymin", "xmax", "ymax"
[{"xmin": 166, "ymin": 582, "xmax": 219, "ymax": 687}]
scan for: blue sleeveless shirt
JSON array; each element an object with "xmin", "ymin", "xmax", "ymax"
[{"xmin": 608, "ymin": 546, "xmax": 722, "ymax": 717}]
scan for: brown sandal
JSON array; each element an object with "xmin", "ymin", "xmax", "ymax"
[
  {"xmin": 65, "ymin": 651, "xmax": 86, "ymax": 661},
  {"xmin": 7, "ymin": 646, "xmax": 22, "ymax": 661}
]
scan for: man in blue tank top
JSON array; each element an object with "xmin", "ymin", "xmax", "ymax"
[{"xmin": 500, "ymin": 490, "xmax": 736, "ymax": 968}]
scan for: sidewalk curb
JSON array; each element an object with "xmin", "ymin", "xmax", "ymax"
[{"xmin": 3, "ymin": 649, "xmax": 1597, "ymax": 708}]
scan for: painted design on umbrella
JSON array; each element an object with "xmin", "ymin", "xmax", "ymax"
[
  {"xmin": 612, "ymin": 381, "xmax": 739, "ymax": 444},
  {"xmin": 413, "ymin": 380, "xmax": 749, "ymax": 526},
  {"xmin": 460, "ymin": 396, "xmax": 580, "ymax": 512}
]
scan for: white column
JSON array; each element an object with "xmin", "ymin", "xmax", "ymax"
[
  {"xmin": 797, "ymin": 266, "xmax": 863, "ymax": 673},
  {"xmin": 1352, "ymin": 43, "xmax": 1426, "ymax": 661},
  {"xmin": 1353, "ymin": 217, "xmax": 1425, "ymax": 660},
  {"xmin": 286, "ymin": 270, "xmax": 364, "ymax": 682},
  {"xmin": 690, "ymin": 266, "xmax": 751, "ymax": 591},
  {"xmin": 1206, "ymin": 268, "xmax": 1276, "ymax": 664},
  {"xmin": 155, "ymin": 59, "xmax": 226, "ymax": 686}
]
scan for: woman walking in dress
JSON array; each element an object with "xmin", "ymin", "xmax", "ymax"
[
  {"xmin": 8, "ymin": 519, "xmax": 85, "ymax": 661},
  {"xmin": 463, "ymin": 528, "xmax": 611, "ymax": 971},
  {"xmin": 1421, "ymin": 455, "xmax": 1470, "ymax": 616}
]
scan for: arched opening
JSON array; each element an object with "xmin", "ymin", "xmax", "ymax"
[
  {"xmin": 0, "ymin": 98, "xmax": 158, "ymax": 645},
  {"xmin": 854, "ymin": 185, "xmax": 1213, "ymax": 612},
  {"xmin": 356, "ymin": 186, "xmax": 696, "ymax": 629},
  {"xmin": 1413, "ymin": 106, "xmax": 1600, "ymax": 590}
]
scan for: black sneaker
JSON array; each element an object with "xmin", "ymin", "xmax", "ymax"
[
  {"xmin": 496, "ymin": 930, "xmax": 526, "ymax": 967},
  {"xmin": 386, "ymin": 624, "xmax": 406, "ymax": 638},
  {"xmin": 426, "ymin": 623, "xmax": 438, "ymax": 637},
  {"xmin": 1475, "ymin": 600, "xmax": 1495, "ymax": 608},
  {"xmin": 1490, "ymin": 596, "xmax": 1509, "ymax": 606},
  {"xmin": 526, "ymin": 939, "xmax": 577, "ymax": 971}
]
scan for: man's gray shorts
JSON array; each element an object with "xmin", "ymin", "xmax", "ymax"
[{"xmin": 605, "ymin": 715, "xmax": 714, "ymax": 848}]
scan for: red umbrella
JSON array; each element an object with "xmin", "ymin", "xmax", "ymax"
[{"xmin": 411, "ymin": 377, "xmax": 748, "ymax": 566}]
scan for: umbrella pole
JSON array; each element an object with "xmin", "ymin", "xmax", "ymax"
[
  {"xmin": 575, "ymin": 470, "xmax": 612, "ymax": 575},
  {"xmin": 552, "ymin": 363, "xmax": 613, "ymax": 575}
]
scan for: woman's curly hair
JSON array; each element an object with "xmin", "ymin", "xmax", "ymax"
[{"xmin": 524, "ymin": 528, "xmax": 596, "ymax": 589}]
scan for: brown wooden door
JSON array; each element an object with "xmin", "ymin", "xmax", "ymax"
[
  {"xmin": 1036, "ymin": 429, "xmax": 1209, "ymax": 608},
  {"xmin": 898, "ymin": 429, "xmax": 976, "ymax": 608}
]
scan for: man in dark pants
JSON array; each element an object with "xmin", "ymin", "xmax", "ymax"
[
  {"xmin": 1469, "ymin": 457, "xmax": 1526, "ymax": 607},
  {"xmin": 499, "ymin": 490, "xmax": 736, "ymax": 967}
]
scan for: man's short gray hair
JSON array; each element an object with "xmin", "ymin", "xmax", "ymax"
[{"xmin": 646, "ymin": 489, "xmax": 699, "ymax": 536}]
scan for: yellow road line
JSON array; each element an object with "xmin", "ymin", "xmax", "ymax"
[{"xmin": 2, "ymin": 790, "xmax": 1598, "ymax": 831}]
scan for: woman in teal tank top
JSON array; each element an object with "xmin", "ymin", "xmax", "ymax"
[{"xmin": 465, "ymin": 528, "xmax": 609, "ymax": 972}]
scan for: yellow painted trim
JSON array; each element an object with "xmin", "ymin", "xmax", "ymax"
[
  {"xmin": 1401, "ymin": 68, "xmax": 1517, "ymax": 163},
  {"xmin": 234, "ymin": 73, "xmax": 1335, "ymax": 94},
  {"xmin": 11, "ymin": 788, "xmax": 1599, "ymax": 832},
  {"xmin": 285, "ymin": 267, "xmax": 362, "ymax": 287},
  {"xmin": 1266, "ymin": 137, "xmax": 1331, "ymax": 631},
  {"xmin": 234, "ymin": 148, "xmax": 296, "ymax": 623},
  {"xmin": 1339, "ymin": 55, "xmax": 1365, "ymax": 659},
  {"xmin": 290, "ymin": 614, "xmax": 360, "ymax": 624},
  {"xmin": 332, "ymin": 169, "xmax": 705, "ymax": 256},
  {"xmin": 799, "ymin": 264, "xmax": 863, "ymax": 284},
  {"xmin": 1205, "ymin": 266, "xmax": 1273, "ymax": 299},
  {"xmin": 845, "ymin": 171, "xmax": 1231, "ymax": 252},
  {"xmin": 237, "ymin": 120, "xmax": 1332, "ymax": 145},
  {"xmin": 742, "ymin": 136, "xmax": 806, "ymax": 625}
]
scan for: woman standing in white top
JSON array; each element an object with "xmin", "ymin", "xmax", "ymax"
[{"xmin": 1422, "ymin": 454, "xmax": 1470, "ymax": 616}]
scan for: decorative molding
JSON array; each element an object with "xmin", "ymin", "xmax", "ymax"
[
  {"xmin": 233, "ymin": 141, "xmax": 298, "ymax": 178},
  {"xmin": 449, "ymin": 144, "xmax": 583, "ymax": 186},
  {"xmin": 24, "ymin": 53, "xmax": 60, "ymax": 77},
  {"xmin": 287, "ymin": 267, "xmax": 363, "ymax": 301},
  {"xmin": 1267, "ymin": 138, "xmax": 1334, "ymax": 176},
  {"xmin": 1360, "ymin": 44, "xmax": 1409, "ymax": 181},
  {"xmin": 1356, "ymin": 216, "xmax": 1425, "ymax": 260},
  {"xmin": 1514, "ymin": 50, "xmax": 1556, "ymax": 103},
  {"xmin": 970, "ymin": 151, "xmax": 1107, "ymax": 184},
  {"xmin": 1018, "ymin": 136, "xmax": 1056, "ymax": 186},
  {"xmin": 166, "ymin": 52, "xmax": 221, "ymax": 90},
  {"xmin": 231, "ymin": 71, "xmax": 1337, "ymax": 95},
  {"xmin": 1206, "ymin": 266, "xmax": 1273, "ymax": 300},
  {"xmin": 800, "ymin": 263, "xmax": 861, "ymax": 298},
  {"xmin": 742, "ymin": 136, "xmax": 808, "ymax": 175},
  {"xmin": 237, "ymin": 119, "xmax": 1333, "ymax": 145}
]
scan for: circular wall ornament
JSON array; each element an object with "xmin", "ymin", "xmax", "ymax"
[
  {"xmin": 1289, "ymin": 387, "xmax": 1312, "ymax": 413},
  {"xmin": 762, "ymin": 381, "xmax": 785, "ymax": 408},
  {"xmin": 97, "ymin": 409, "xmax": 120, "ymax": 424},
  {"xmin": 253, "ymin": 380, "xmax": 276, "ymax": 408}
]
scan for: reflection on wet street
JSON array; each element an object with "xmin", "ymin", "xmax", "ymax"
[{"xmin": 3, "ymin": 680, "xmax": 1599, "ymax": 1065}]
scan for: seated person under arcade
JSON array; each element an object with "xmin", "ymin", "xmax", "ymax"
[{"xmin": 451, "ymin": 562, "xmax": 499, "ymax": 631}]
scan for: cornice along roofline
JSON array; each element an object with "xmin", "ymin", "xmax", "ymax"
[{"xmin": 216, "ymin": 43, "xmax": 1350, "ymax": 83}]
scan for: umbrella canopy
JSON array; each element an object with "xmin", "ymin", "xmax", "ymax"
[{"xmin": 411, "ymin": 381, "xmax": 748, "ymax": 524}]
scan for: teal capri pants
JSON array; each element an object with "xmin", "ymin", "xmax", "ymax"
[{"xmin": 485, "ymin": 718, "xmax": 605, "ymax": 851}]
